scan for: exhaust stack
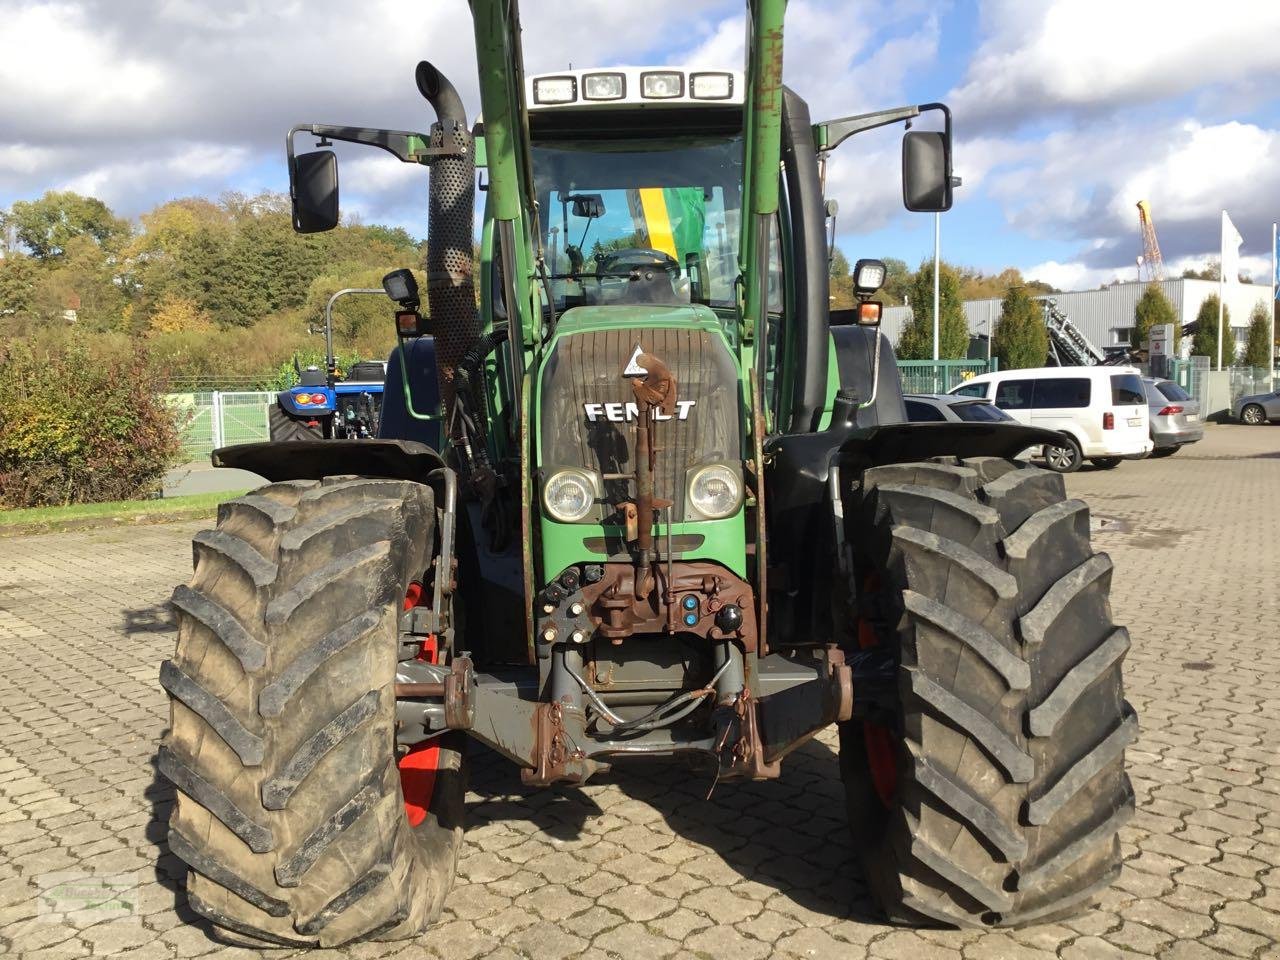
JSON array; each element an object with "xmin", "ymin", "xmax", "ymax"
[{"xmin": 416, "ymin": 61, "xmax": 480, "ymax": 437}]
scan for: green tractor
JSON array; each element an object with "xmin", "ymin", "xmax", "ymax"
[{"xmin": 159, "ymin": 0, "xmax": 1135, "ymax": 946}]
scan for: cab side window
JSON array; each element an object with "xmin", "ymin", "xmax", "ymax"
[
  {"xmin": 994, "ymin": 379, "xmax": 1034, "ymax": 410},
  {"xmin": 951, "ymin": 382, "xmax": 988, "ymax": 399}
]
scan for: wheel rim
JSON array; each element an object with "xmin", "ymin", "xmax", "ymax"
[
  {"xmin": 1244, "ymin": 406, "xmax": 1262, "ymax": 424},
  {"xmin": 399, "ymin": 581, "xmax": 441, "ymax": 826},
  {"xmin": 1047, "ymin": 444, "xmax": 1075, "ymax": 470}
]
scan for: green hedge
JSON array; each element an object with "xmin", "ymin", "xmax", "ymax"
[{"xmin": 0, "ymin": 341, "xmax": 183, "ymax": 508}]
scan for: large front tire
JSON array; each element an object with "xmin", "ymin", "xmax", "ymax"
[
  {"xmin": 159, "ymin": 477, "xmax": 463, "ymax": 946},
  {"xmin": 839, "ymin": 457, "xmax": 1135, "ymax": 928}
]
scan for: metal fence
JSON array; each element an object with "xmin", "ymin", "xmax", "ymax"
[
  {"xmin": 1167, "ymin": 357, "xmax": 1211, "ymax": 411},
  {"xmin": 895, "ymin": 359, "xmax": 999, "ymax": 394},
  {"xmin": 168, "ymin": 391, "xmax": 275, "ymax": 459},
  {"xmin": 1228, "ymin": 366, "xmax": 1275, "ymax": 407}
]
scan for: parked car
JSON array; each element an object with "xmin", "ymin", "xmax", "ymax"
[
  {"xmin": 903, "ymin": 393, "xmax": 1016, "ymax": 423},
  {"xmin": 949, "ymin": 366, "xmax": 1153, "ymax": 472},
  {"xmin": 1232, "ymin": 389, "xmax": 1280, "ymax": 425},
  {"xmin": 1144, "ymin": 377, "xmax": 1203, "ymax": 456}
]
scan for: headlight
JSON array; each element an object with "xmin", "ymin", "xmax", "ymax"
[
  {"xmin": 543, "ymin": 469, "xmax": 597, "ymax": 522},
  {"xmin": 688, "ymin": 464, "xmax": 742, "ymax": 520}
]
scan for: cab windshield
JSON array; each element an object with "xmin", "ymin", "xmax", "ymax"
[{"xmin": 531, "ymin": 136, "xmax": 743, "ymax": 311}]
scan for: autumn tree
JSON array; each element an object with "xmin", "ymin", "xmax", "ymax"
[
  {"xmin": 898, "ymin": 260, "xmax": 969, "ymax": 360},
  {"xmin": 992, "ymin": 286, "xmax": 1048, "ymax": 369}
]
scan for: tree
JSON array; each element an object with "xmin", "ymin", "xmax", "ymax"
[
  {"xmin": 147, "ymin": 295, "xmax": 214, "ymax": 336},
  {"xmin": 829, "ymin": 246, "xmax": 851, "ymax": 281},
  {"xmin": 1190, "ymin": 295, "xmax": 1231, "ymax": 365},
  {"xmin": 992, "ymin": 286, "xmax": 1048, "ymax": 369},
  {"xmin": 898, "ymin": 260, "xmax": 968, "ymax": 360},
  {"xmin": 5, "ymin": 191, "xmax": 130, "ymax": 260},
  {"xmin": 1132, "ymin": 284, "xmax": 1177, "ymax": 351},
  {"xmin": 1243, "ymin": 301, "xmax": 1272, "ymax": 368},
  {"xmin": 881, "ymin": 257, "xmax": 912, "ymax": 306}
]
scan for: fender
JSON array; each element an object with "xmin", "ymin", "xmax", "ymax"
[
  {"xmin": 213, "ymin": 439, "xmax": 444, "ymax": 483},
  {"xmin": 277, "ymin": 388, "xmax": 333, "ymax": 418}
]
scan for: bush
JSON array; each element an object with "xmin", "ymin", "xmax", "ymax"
[
  {"xmin": 1132, "ymin": 284, "xmax": 1177, "ymax": 351},
  {"xmin": 1243, "ymin": 301, "xmax": 1272, "ymax": 368},
  {"xmin": 0, "ymin": 340, "xmax": 183, "ymax": 507},
  {"xmin": 992, "ymin": 286, "xmax": 1048, "ymax": 369},
  {"xmin": 1191, "ymin": 296, "xmax": 1231, "ymax": 367},
  {"xmin": 898, "ymin": 260, "xmax": 969, "ymax": 360}
]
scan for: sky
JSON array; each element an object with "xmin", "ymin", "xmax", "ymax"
[{"xmin": 2, "ymin": 0, "xmax": 1278, "ymax": 293}]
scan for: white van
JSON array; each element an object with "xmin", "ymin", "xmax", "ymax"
[{"xmin": 948, "ymin": 366, "xmax": 1153, "ymax": 472}]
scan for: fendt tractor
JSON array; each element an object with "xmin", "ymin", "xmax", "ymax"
[{"xmin": 158, "ymin": 0, "xmax": 1136, "ymax": 946}]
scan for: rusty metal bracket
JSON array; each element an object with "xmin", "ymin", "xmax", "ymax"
[
  {"xmin": 520, "ymin": 702, "xmax": 597, "ymax": 786},
  {"xmin": 444, "ymin": 656, "xmax": 475, "ymax": 730}
]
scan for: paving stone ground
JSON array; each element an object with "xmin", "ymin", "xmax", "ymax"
[{"xmin": 2, "ymin": 423, "xmax": 1280, "ymax": 959}]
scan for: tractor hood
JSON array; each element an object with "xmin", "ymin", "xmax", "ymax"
[{"xmin": 536, "ymin": 305, "xmax": 744, "ymax": 524}]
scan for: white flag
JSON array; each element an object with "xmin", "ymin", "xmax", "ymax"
[{"xmin": 1222, "ymin": 210, "xmax": 1243, "ymax": 286}]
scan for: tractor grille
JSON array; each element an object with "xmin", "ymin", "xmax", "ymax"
[{"xmin": 539, "ymin": 325, "xmax": 741, "ymax": 518}]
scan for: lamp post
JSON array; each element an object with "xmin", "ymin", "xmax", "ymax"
[{"xmin": 932, "ymin": 174, "xmax": 963, "ymax": 364}]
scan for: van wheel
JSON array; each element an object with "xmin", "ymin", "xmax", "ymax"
[
  {"xmin": 1088, "ymin": 457, "xmax": 1121, "ymax": 470},
  {"xmin": 1042, "ymin": 437, "xmax": 1081, "ymax": 473}
]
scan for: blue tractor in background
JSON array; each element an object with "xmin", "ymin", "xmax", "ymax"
[{"xmin": 270, "ymin": 287, "xmax": 441, "ymax": 447}]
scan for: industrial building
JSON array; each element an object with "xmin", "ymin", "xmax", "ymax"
[{"xmin": 881, "ymin": 278, "xmax": 1273, "ymax": 359}]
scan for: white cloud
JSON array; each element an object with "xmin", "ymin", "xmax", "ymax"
[
  {"xmin": 952, "ymin": 0, "xmax": 1280, "ymax": 129},
  {"xmin": 986, "ymin": 118, "xmax": 1280, "ymax": 274}
]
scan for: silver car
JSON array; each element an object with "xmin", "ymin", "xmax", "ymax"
[
  {"xmin": 903, "ymin": 393, "xmax": 1016, "ymax": 424},
  {"xmin": 1143, "ymin": 377, "xmax": 1203, "ymax": 457},
  {"xmin": 1233, "ymin": 388, "xmax": 1280, "ymax": 425}
]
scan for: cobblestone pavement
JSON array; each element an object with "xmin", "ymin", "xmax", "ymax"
[{"xmin": 2, "ymin": 423, "xmax": 1280, "ymax": 959}]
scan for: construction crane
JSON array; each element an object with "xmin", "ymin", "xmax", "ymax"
[{"xmin": 1136, "ymin": 200, "xmax": 1165, "ymax": 282}]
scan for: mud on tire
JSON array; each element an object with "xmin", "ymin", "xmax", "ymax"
[
  {"xmin": 158, "ymin": 476, "xmax": 463, "ymax": 946},
  {"xmin": 839, "ymin": 456, "xmax": 1135, "ymax": 928}
]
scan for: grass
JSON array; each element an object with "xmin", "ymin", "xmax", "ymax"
[{"xmin": 0, "ymin": 489, "xmax": 250, "ymax": 536}]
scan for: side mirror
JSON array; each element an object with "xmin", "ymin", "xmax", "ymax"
[
  {"xmin": 290, "ymin": 150, "xmax": 340, "ymax": 233},
  {"xmin": 902, "ymin": 130, "xmax": 952, "ymax": 212},
  {"xmin": 569, "ymin": 193, "xmax": 605, "ymax": 219}
]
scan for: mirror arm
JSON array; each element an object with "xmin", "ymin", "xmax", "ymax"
[
  {"xmin": 286, "ymin": 124, "xmax": 464, "ymax": 165},
  {"xmin": 815, "ymin": 102, "xmax": 951, "ymax": 155},
  {"xmin": 814, "ymin": 105, "xmax": 920, "ymax": 154}
]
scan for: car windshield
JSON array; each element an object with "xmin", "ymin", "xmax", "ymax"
[
  {"xmin": 952, "ymin": 401, "xmax": 1012, "ymax": 423},
  {"xmin": 532, "ymin": 136, "xmax": 743, "ymax": 310}
]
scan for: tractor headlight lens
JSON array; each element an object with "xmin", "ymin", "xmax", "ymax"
[
  {"xmin": 690, "ymin": 72, "xmax": 733, "ymax": 100},
  {"xmin": 688, "ymin": 465, "xmax": 742, "ymax": 520},
  {"xmin": 641, "ymin": 71, "xmax": 683, "ymax": 99},
  {"xmin": 583, "ymin": 72, "xmax": 625, "ymax": 100},
  {"xmin": 533, "ymin": 76, "xmax": 577, "ymax": 104},
  {"xmin": 543, "ymin": 469, "xmax": 597, "ymax": 522}
]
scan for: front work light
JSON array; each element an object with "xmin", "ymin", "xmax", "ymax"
[
  {"xmin": 690, "ymin": 72, "xmax": 732, "ymax": 99},
  {"xmin": 853, "ymin": 259, "xmax": 886, "ymax": 296},
  {"xmin": 543, "ymin": 469, "xmax": 598, "ymax": 522},
  {"xmin": 687, "ymin": 464, "xmax": 742, "ymax": 520},
  {"xmin": 641, "ymin": 71, "xmax": 683, "ymax": 99},
  {"xmin": 583, "ymin": 73, "xmax": 625, "ymax": 100},
  {"xmin": 533, "ymin": 76, "xmax": 577, "ymax": 104},
  {"xmin": 382, "ymin": 268, "xmax": 419, "ymax": 308}
]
